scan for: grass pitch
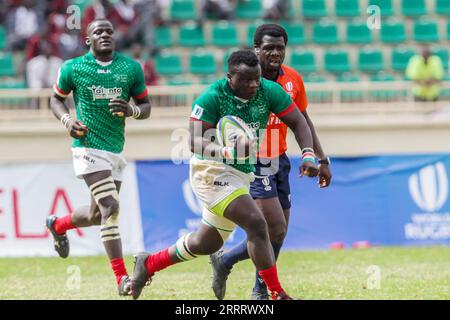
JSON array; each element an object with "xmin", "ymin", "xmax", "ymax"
[{"xmin": 0, "ymin": 246, "xmax": 448, "ymax": 300}]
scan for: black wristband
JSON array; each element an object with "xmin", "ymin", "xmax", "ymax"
[{"xmin": 318, "ymin": 157, "xmax": 331, "ymax": 165}]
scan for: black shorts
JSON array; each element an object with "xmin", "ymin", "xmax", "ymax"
[{"xmin": 250, "ymin": 153, "xmax": 291, "ymax": 209}]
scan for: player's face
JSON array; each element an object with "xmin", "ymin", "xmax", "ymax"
[
  {"xmin": 228, "ymin": 64, "xmax": 261, "ymax": 100},
  {"xmin": 256, "ymin": 35, "xmax": 286, "ymax": 72},
  {"xmin": 87, "ymin": 21, "xmax": 115, "ymax": 55}
]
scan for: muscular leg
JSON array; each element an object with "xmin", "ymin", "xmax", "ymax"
[
  {"xmin": 71, "ymin": 181, "xmax": 122, "ymax": 228},
  {"xmin": 83, "ymin": 171, "xmax": 123, "ymax": 260}
]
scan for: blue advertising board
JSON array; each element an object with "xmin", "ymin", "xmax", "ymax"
[{"xmin": 136, "ymin": 154, "xmax": 450, "ymax": 252}]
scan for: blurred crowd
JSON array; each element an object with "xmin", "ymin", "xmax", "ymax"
[{"xmin": 0, "ymin": 0, "xmax": 165, "ymax": 89}]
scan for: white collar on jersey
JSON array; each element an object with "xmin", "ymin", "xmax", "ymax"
[
  {"xmin": 234, "ymin": 96, "xmax": 249, "ymax": 103},
  {"xmin": 95, "ymin": 59, "xmax": 113, "ymax": 67}
]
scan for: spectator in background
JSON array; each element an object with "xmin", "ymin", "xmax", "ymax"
[
  {"xmin": 262, "ymin": 0, "xmax": 289, "ymax": 20},
  {"xmin": 26, "ymin": 40, "xmax": 62, "ymax": 89},
  {"xmin": 406, "ymin": 46, "xmax": 445, "ymax": 102},
  {"xmin": 131, "ymin": 43, "xmax": 159, "ymax": 86},
  {"xmin": 132, "ymin": 0, "xmax": 165, "ymax": 55},
  {"xmin": 82, "ymin": 0, "xmax": 117, "ymax": 38},
  {"xmin": 57, "ymin": 28, "xmax": 85, "ymax": 60},
  {"xmin": 113, "ymin": 0, "xmax": 139, "ymax": 50},
  {"xmin": 6, "ymin": 0, "xmax": 44, "ymax": 51},
  {"xmin": 25, "ymin": 25, "xmax": 59, "ymax": 62},
  {"xmin": 200, "ymin": 0, "xmax": 237, "ymax": 20},
  {"xmin": 26, "ymin": 40, "xmax": 63, "ymax": 108},
  {"xmin": 48, "ymin": 0, "xmax": 69, "ymax": 40}
]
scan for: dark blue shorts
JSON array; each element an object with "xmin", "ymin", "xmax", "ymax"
[{"xmin": 250, "ymin": 153, "xmax": 291, "ymax": 209}]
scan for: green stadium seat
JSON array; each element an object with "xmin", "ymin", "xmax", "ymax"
[
  {"xmin": 236, "ymin": 0, "xmax": 262, "ymax": 19},
  {"xmin": 290, "ymin": 51, "xmax": 317, "ymax": 74},
  {"xmin": 413, "ymin": 19, "xmax": 439, "ymax": 42},
  {"xmin": 346, "ymin": 21, "xmax": 373, "ymax": 44},
  {"xmin": 281, "ymin": 22, "xmax": 305, "ymax": 45},
  {"xmin": 431, "ymin": 47, "xmax": 449, "ymax": 71},
  {"xmin": 246, "ymin": 21, "xmax": 264, "ymax": 46},
  {"xmin": 337, "ymin": 72, "xmax": 363, "ymax": 102},
  {"xmin": 447, "ymin": 21, "xmax": 450, "ymax": 40},
  {"xmin": 302, "ymin": 0, "xmax": 327, "ymax": 19},
  {"xmin": 155, "ymin": 26, "xmax": 173, "ymax": 48},
  {"xmin": 302, "ymin": 73, "xmax": 332, "ymax": 103},
  {"xmin": 155, "ymin": 52, "xmax": 183, "ymax": 75},
  {"xmin": 190, "ymin": 51, "xmax": 216, "ymax": 75},
  {"xmin": 167, "ymin": 76, "xmax": 193, "ymax": 86},
  {"xmin": 222, "ymin": 48, "xmax": 239, "ymax": 73},
  {"xmin": 380, "ymin": 19, "xmax": 406, "ymax": 44},
  {"xmin": 212, "ymin": 22, "xmax": 239, "ymax": 47},
  {"xmin": 179, "ymin": 23, "xmax": 205, "ymax": 47},
  {"xmin": 170, "ymin": 0, "xmax": 196, "ymax": 21},
  {"xmin": 0, "ymin": 26, "xmax": 6, "ymax": 50},
  {"xmin": 0, "ymin": 53, "xmax": 16, "ymax": 77},
  {"xmin": 401, "ymin": 0, "xmax": 427, "ymax": 17},
  {"xmin": 368, "ymin": 0, "xmax": 393, "ymax": 17},
  {"xmin": 200, "ymin": 75, "xmax": 218, "ymax": 85},
  {"xmin": 312, "ymin": 20, "xmax": 339, "ymax": 45},
  {"xmin": 391, "ymin": 47, "xmax": 416, "ymax": 72},
  {"xmin": 73, "ymin": 0, "xmax": 92, "ymax": 13},
  {"xmin": 335, "ymin": 0, "xmax": 360, "ymax": 18},
  {"xmin": 358, "ymin": 48, "xmax": 384, "ymax": 73},
  {"xmin": 436, "ymin": 0, "xmax": 450, "ymax": 15},
  {"xmin": 324, "ymin": 50, "xmax": 350, "ymax": 74}
]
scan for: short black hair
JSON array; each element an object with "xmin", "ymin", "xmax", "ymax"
[
  {"xmin": 87, "ymin": 19, "xmax": 113, "ymax": 33},
  {"xmin": 253, "ymin": 23, "xmax": 288, "ymax": 47},
  {"xmin": 227, "ymin": 50, "xmax": 259, "ymax": 73}
]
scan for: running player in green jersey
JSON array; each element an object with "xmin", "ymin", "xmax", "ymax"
[
  {"xmin": 45, "ymin": 19, "xmax": 151, "ymax": 296},
  {"xmin": 131, "ymin": 50, "xmax": 317, "ymax": 300}
]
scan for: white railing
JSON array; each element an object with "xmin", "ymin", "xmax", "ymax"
[{"xmin": 0, "ymin": 81, "xmax": 449, "ymax": 119}]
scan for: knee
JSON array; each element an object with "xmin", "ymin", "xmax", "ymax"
[
  {"xmin": 245, "ymin": 214, "xmax": 269, "ymax": 240},
  {"xmin": 268, "ymin": 222, "xmax": 287, "ymax": 245},
  {"xmin": 98, "ymin": 198, "xmax": 120, "ymax": 219},
  {"xmin": 189, "ymin": 233, "xmax": 222, "ymax": 254}
]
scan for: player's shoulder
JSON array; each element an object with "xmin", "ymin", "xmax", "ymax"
[
  {"xmin": 260, "ymin": 77, "xmax": 283, "ymax": 91},
  {"xmin": 116, "ymin": 52, "xmax": 140, "ymax": 68},
  {"xmin": 195, "ymin": 79, "xmax": 224, "ymax": 106},
  {"xmin": 281, "ymin": 65, "xmax": 304, "ymax": 83}
]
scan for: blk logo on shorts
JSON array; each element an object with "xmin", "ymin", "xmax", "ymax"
[
  {"xmin": 409, "ymin": 162, "xmax": 448, "ymax": 212},
  {"xmin": 214, "ymin": 181, "xmax": 229, "ymax": 187}
]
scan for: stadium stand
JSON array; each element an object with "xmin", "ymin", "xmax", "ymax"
[{"xmin": 1, "ymin": 0, "xmax": 450, "ymax": 107}]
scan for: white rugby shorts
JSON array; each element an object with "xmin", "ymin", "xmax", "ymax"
[{"xmin": 72, "ymin": 147, "xmax": 127, "ymax": 181}]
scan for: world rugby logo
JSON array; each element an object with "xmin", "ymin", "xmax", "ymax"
[
  {"xmin": 408, "ymin": 162, "xmax": 448, "ymax": 212},
  {"xmin": 285, "ymin": 82, "xmax": 293, "ymax": 91}
]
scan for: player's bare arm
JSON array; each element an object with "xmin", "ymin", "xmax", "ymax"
[
  {"xmin": 278, "ymin": 107, "xmax": 319, "ymax": 177},
  {"xmin": 50, "ymin": 94, "xmax": 89, "ymax": 139},
  {"xmin": 302, "ymin": 110, "xmax": 332, "ymax": 188}
]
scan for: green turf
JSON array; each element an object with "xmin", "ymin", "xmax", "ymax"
[{"xmin": 0, "ymin": 246, "xmax": 448, "ymax": 300}]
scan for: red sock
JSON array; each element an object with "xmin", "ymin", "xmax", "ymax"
[
  {"xmin": 258, "ymin": 265, "xmax": 284, "ymax": 296},
  {"xmin": 110, "ymin": 258, "xmax": 128, "ymax": 285},
  {"xmin": 145, "ymin": 248, "xmax": 175, "ymax": 275},
  {"xmin": 53, "ymin": 214, "xmax": 75, "ymax": 235}
]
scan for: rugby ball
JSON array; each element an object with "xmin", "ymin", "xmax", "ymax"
[{"xmin": 216, "ymin": 115, "xmax": 255, "ymax": 147}]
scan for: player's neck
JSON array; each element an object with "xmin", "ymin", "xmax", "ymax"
[
  {"xmin": 261, "ymin": 68, "xmax": 279, "ymax": 82},
  {"xmin": 91, "ymin": 49, "xmax": 114, "ymax": 62}
]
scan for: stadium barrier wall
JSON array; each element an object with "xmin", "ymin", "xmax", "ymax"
[{"xmin": 1, "ymin": 154, "xmax": 449, "ymax": 257}]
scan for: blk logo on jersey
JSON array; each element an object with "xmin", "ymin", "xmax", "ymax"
[{"xmin": 88, "ymin": 85, "xmax": 122, "ymax": 101}]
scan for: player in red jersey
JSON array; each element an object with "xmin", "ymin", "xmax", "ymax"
[{"xmin": 210, "ymin": 23, "xmax": 332, "ymax": 300}]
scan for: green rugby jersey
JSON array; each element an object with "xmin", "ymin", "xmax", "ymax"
[
  {"xmin": 191, "ymin": 78, "xmax": 294, "ymax": 173},
  {"xmin": 54, "ymin": 51, "xmax": 148, "ymax": 153}
]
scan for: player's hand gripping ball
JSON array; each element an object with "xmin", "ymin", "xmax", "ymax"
[{"xmin": 216, "ymin": 115, "xmax": 256, "ymax": 160}]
